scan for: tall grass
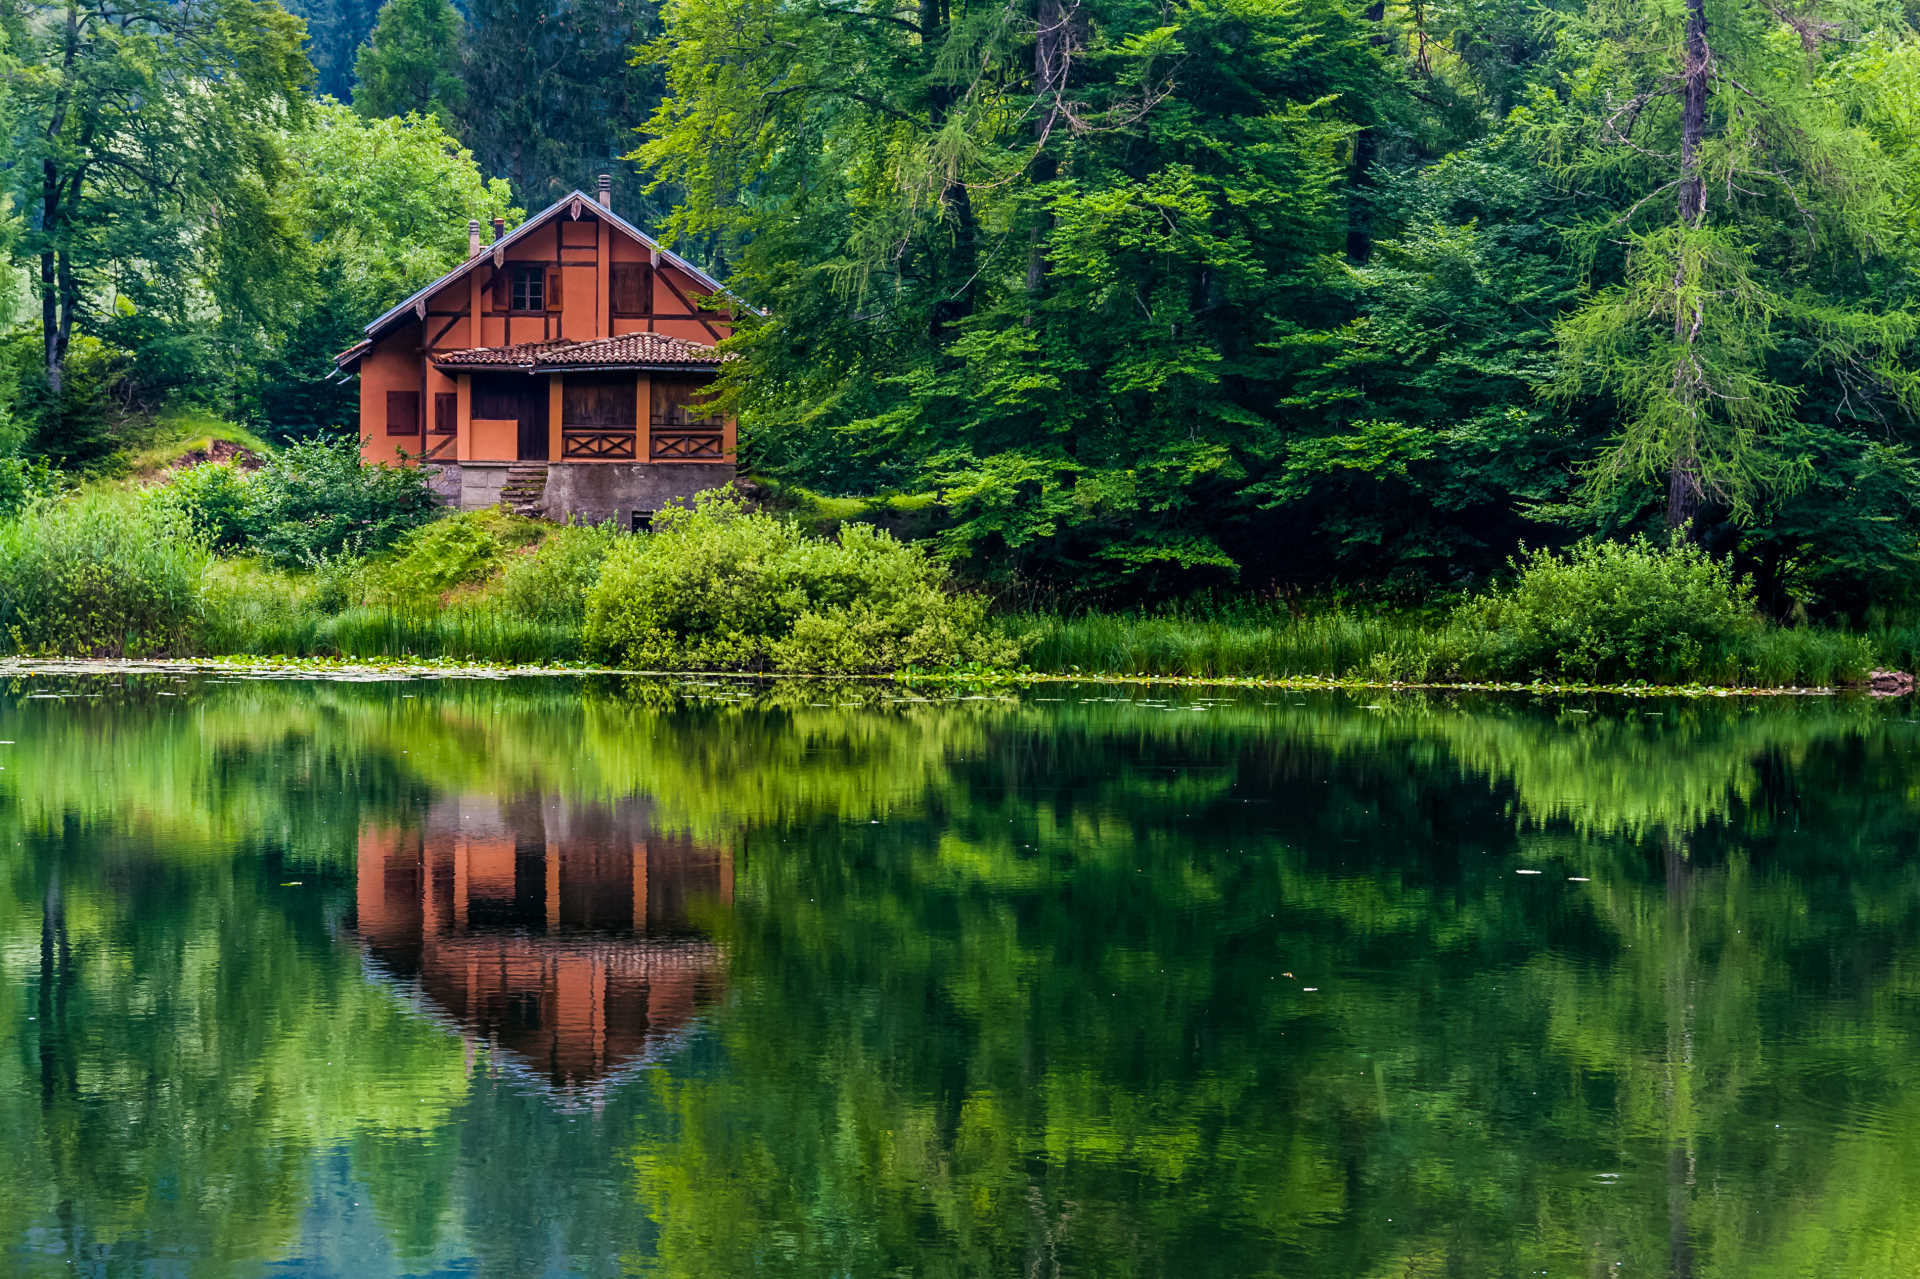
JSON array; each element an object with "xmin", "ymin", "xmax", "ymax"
[
  {"xmin": 200, "ymin": 558, "xmax": 583, "ymax": 663},
  {"xmin": 1012, "ymin": 606, "xmax": 1879, "ymax": 686},
  {"xmin": 1010, "ymin": 607, "xmax": 1435, "ymax": 680},
  {"xmin": 0, "ymin": 489, "xmax": 208, "ymax": 656}
]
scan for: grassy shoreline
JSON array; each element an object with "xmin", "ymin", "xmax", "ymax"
[{"xmin": 2, "ymin": 459, "xmax": 1910, "ymax": 694}]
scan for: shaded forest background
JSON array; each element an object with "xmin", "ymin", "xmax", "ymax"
[{"xmin": 5, "ymin": 0, "xmax": 1920, "ymax": 611}]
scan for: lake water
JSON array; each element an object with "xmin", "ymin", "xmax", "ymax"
[{"xmin": 4, "ymin": 675, "xmax": 1920, "ymax": 1276}]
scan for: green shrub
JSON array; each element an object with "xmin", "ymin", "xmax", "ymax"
[
  {"xmin": 584, "ymin": 490, "xmax": 1013, "ymax": 672},
  {"xmin": 488, "ymin": 521, "xmax": 624, "ymax": 625},
  {"xmin": 243, "ymin": 437, "xmax": 439, "ymax": 566},
  {"xmin": 1443, "ymin": 537, "xmax": 1759, "ymax": 683},
  {"xmin": 0, "ymin": 455, "xmax": 58, "ymax": 521},
  {"xmin": 165, "ymin": 460, "xmax": 253, "ymax": 550},
  {"xmin": 358, "ymin": 509, "xmax": 539, "ymax": 610},
  {"xmin": 0, "ymin": 489, "xmax": 208, "ymax": 656}
]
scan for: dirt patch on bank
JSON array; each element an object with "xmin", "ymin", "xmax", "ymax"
[{"xmin": 170, "ymin": 439, "xmax": 265, "ymax": 471}]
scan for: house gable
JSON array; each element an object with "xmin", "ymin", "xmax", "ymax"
[{"xmin": 338, "ymin": 189, "xmax": 736, "ymax": 371}]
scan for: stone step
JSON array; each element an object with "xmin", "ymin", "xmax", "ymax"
[{"xmin": 498, "ymin": 464, "xmax": 549, "ymax": 518}]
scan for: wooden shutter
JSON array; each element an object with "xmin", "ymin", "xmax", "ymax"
[
  {"xmin": 432, "ymin": 391, "xmax": 457, "ymax": 434},
  {"xmin": 546, "ymin": 267, "xmax": 563, "ymax": 314},
  {"xmin": 490, "ymin": 265, "xmax": 509, "ymax": 311},
  {"xmin": 611, "ymin": 264, "xmax": 650, "ymax": 317},
  {"xmin": 385, "ymin": 390, "xmax": 422, "ymax": 436}
]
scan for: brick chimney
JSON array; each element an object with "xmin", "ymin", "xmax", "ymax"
[
  {"xmin": 468, "ymin": 219, "xmax": 482, "ymax": 257},
  {"xmin": 597, "ymin": 174, "xmax": 612, "ymax": 210},
  {"xmin": 491, "ymin": 216, "xmax": 506, "ymax": 243}
]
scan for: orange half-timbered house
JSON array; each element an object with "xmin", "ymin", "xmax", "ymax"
[{"xmin": 335, "ymin": 177, "xmax": 739, "ymax": 526}]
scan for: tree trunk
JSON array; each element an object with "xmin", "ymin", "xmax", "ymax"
[
  {"xmin": 1677, "ymin": 0, "xmax": 1709, "ymax": 228},
  {"xmin": 39, "ymin": 0, "xmax": 82, "ymax": 399},
  {"xmin": 1344, "ymin": 1, "xmax": 1388, "ymax": 263},
  {"xmin": 923, "ymin": 0, "xmax": 977, "ymax": 335},
  {"xmin": 1666, "ymin": 450, "xmax": 1703, "ymax": 532},
  {"xmin": 40, "ymin": 243, "xmax": 64, "ymax": 399},
  {"xmin": 1025, "ymin": 0, "xmax": 1067, "ymax": 302},
  {"xmin": 1667, "ymin": 0, "xmax": 1710, "ymax": 531}
]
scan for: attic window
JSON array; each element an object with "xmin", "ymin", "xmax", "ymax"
[{"xmin": 509, "ymin": 264, "xmax": 545, "ymax": 314}]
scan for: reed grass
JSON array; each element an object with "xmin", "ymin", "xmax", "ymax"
[
  {"xmin": 1007, "ymin": 607, "xmax": 1435, "ymax": 680},
  {"xmin": 1009, "ymin": 607, "xmax": 1883, "ymax": 687},
  {"xmin": 201, "ymin": 600, "xmax": 580, "ymax": 664}
]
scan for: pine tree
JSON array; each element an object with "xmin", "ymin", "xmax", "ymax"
[
  {"xmin": 640, "ymin": 0, "xmax": 1379, "ymax": 594},
  {"xmin": 352, "ymin": 0, "xmax": 465, "ymax": 127},
  {"xmin": 284, "ymin": 0, "xmax": 384, "ymax": 101},
  {"xmin": 1548, "ymin": 0, "xmax": 1920, "ymax": 532},
  {"xmin": 459, "ymin": 0, "xmax": 667, "ymax": 218}
]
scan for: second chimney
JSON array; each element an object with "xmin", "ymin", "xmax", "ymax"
[
  {"xmin": 468, "ymin": 219, "xmax": 482, "ymax": 258},
  {"xmin": 597, "ymin": 174, "xmax": 612, "ymax": 210},
  {"xmin": 491, "ymin": 216, "xmax": 506, "ymax": 244}
]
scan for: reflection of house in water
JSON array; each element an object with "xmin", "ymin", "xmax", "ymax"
[{"xmin": 351, "ymin": 795, "xmax": 731, "ymax": 1101}]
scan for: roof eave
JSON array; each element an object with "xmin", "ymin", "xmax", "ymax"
[
  {"xmin": 363, "ymin": 191, "xmax": 750, "ymax": 340},
  {"xmin": 333, "ymin": 339, "xmax": 374, "ymax": 371},
  {"xmin": 536, "ymin": 362, "xmax": 725, "ymax": 373}
]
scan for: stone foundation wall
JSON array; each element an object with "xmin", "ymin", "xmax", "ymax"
[{"xmin": 426, "ymin": 462, "xmax": 736, "ymax": 527}]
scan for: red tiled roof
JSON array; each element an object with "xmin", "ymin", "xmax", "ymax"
[{"xmin": 431, "ymin": 333, "xmax": 729, "ymax": 371}]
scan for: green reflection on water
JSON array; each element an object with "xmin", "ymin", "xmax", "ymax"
[{"xmin": 2, "ymin": 677, "xmax": 1919, "ymax": 1276}]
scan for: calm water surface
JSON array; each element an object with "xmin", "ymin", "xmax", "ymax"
[{"xmin": 4, "ymin": 676, "xmax": 1920, "ymax": 1276}]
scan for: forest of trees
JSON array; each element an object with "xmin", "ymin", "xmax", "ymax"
[{"xmin": 4, "ymin": 0, "xmax": 1920, "ymax": 610}]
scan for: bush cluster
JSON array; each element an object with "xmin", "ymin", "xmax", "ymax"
[
  {"xmin": 357, "ymin": 508, "xmax": 541, "ymax": 610},
  {"xmin": 584, "ymin": 491, "xmax": 1015, "ymax": 672},
  {"xmin": 0, "ymin": 458, "xmax": 1886, "ymax": 687},
  {"xmin": 166, "ymin": 437, "xmax": 439, "ymax": 566},
  {"xmin": 1442, "ymin": 536, "xmax": 1759, "ymax": 683},
  {"xmin": 492, "ymin": 522, "xmax": 623, "ymax": 626}
]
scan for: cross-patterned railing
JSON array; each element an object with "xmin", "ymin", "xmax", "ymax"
[
  {"xmin": 649, "ymin": 428, "xmax": 725, "ymax": 461},
  {"xmin": 561, "ymin": 428, "xmax": 637, "ymax": 460}
]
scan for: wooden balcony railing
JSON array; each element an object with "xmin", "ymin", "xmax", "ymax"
[
  {"xmin": 561, "ymin": 427, "xmax": 637, "ymax": 460},
  {"xmin": 649, "ymin": 426, "xmax": 725, "ymax": 461}
]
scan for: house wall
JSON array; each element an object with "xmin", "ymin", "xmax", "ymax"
[
  {"xmin": 466, "ymin": 419, "xmax": 519, "ymax": 462},
  {"xmin": 607, "ymin": 232, "xmax": 730, "ymax": 344},
  {"xmin": 358, "ymin": 322, "xmax": 424, "ymax": 465}
]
